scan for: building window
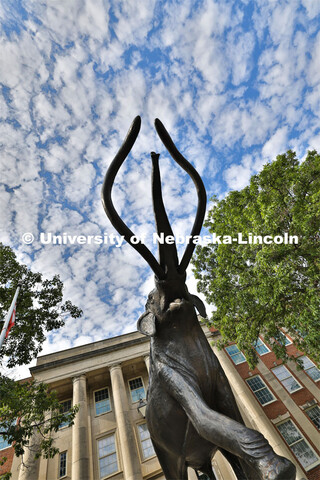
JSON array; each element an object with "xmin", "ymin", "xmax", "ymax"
[
  {"xmin": 0, "ymin": 435, "xmax": 10, "ymax": 450},
  {"xmin": 95, "ymin": 388, "xmax": 111, "ymax": 415},
  {"xmin": 254, "ymin": 337, "xmax": 270, "ymax": 355},
  {"xmin": 0, "ymin": 420, "xmax": 15, "ymax": 450},
  {"xmin": 138, "ymin": 423, "xmax": 155, "ymax": 460},
  {"xmin": 272, "ymin": 365, "xmax": 302, "ymax": 393},
  {"xmin": 305, "ymin": 405, "xmax": 320, "ymax": 430},
  {"xmin": 278, "ymin": 331, "xmax": 292, "ymax": 346},
  {"xmin": 58, "ymin": 451, "xmax": 67, "ymax": 478},
  {"xmin": 246, "ymin": 375, "xmax": 275, "ymax": 406},
  {"xmin": 299, "ymin": 356, "xmax": 320, "ymax": 382},
  {"xmin": 98, "ymin": 434, "xmax": 118, "ymax": 478},
  {"xmin": 129, "ymin": 377, "xmax": 146, "ymax": 403},
  {"xmin": 277, "ymin": 419, "xmax": 319, "ymax": 470},
  {"xmin": 225, "ymin": 345, "xmax": 246, "ymax": 365},
  {"xmin": 59, "ymin": 399, "xmax": 72, "ymax": 429}
]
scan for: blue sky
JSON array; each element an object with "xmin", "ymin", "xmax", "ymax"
[{"xmin": 1, "ymin": 0, "xmax": 319, "ymax": 377}]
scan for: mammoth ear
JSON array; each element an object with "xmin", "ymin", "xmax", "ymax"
[
  {"xmin": 137, "ymin": 312, "xmax": 156, "ymax": 337},
  {"xmin": 190, "ymin": 294, "xmax": 207, "ymax": 319}
]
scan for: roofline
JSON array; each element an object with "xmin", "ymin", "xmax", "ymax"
[{"xmin": 30, "ymin": 331, "xmax": 149, "ymax": 374}]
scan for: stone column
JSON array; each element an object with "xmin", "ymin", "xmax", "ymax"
[
  {"xmin": 17, "ymin": 429, "xmax": 40, "ymax": 480},
  {"xmin": 213, "ymin": 347, "xmax": 306, "ymax": 480},
  {"xmin": 144, "ymin": 355, "xmax": 150, "ymax": 373},
  {"xmin": 109, "ymin": 364, "xmax": 143, "ymax": 480},
  {"xmin": 72, "ymin": 374, "xmax": 90, "ymax": 480}
]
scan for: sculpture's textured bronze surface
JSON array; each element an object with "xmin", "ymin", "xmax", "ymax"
[{"xmin": 101, "ymin": 116, "xmax": 296, "ymax": 480}]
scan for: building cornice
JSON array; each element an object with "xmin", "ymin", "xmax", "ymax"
[{"xmin": 30, "ymin": 335, "xmax": 149, "ymax": 374}]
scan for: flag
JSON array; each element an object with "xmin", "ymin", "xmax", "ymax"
[
  {"xmin": 0, "ymin": 283, "xmax": 21, "ymax": 350},
  {"xmin": 5, "ymin": 307, "xmax": 16, "ymax": 338}
]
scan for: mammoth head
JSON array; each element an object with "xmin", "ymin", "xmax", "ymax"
[
  {"xmin": 137, "ymin": 282, "xmax": 207, "ymax": 337},
  {"xmin": 101, "ymin": 116, "xmax": 207, "ymax": 337}
]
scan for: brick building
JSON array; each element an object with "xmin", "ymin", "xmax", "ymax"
[
  {"xmin": 213, "ymin": 329, "xmax": 320, "ymax": 480},
  {"xmin": 1, "ymin": 325, "xmax": 319, "ymax": 480},
  {"xmin": 0, "ymin": 434, "xmax": 15, "ymax": 477}
]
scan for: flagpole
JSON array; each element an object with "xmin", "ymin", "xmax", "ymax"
[{"xmin": 0, "ymin": 282, "xmax": 22, "ymax": 350}]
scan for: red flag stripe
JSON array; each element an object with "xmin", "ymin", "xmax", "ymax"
[{"xmin": 5, "ymin": 307, "xmax": 16, "ymax": 338}]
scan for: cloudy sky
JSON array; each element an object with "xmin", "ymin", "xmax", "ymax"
[{"xmin": 1, "ymin": 0, "xmax": 319, "ymax": 377}]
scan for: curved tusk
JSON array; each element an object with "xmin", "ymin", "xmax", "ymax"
[
  {"xmin": 151, "ymin": 151, "xmax": 179, "ymax": 274},
  {"xmin": 101, "ymin": 116, "xmax": 165, "ymax": 279},
  {"xmin": 154, "ymin": 118, "xmax": 207, "ymax": 273}
]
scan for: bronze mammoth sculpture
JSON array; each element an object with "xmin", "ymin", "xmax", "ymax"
[{"xmin": 101, "ymin": 116, "xmax": 296, "ymax": 480}]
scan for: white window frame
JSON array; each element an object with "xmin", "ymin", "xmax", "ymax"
[
  {"xmin": 225, "ymin": 345, "xmax": 246, "ymax": 365},
  {"xmin": 305, "ymin": 405, "xmax": 320, "ymax": 430},
  {"xmin": 128, "ymin": 376, "xmax": 146, "ymax": 404},
  {"xmin": 94, "ymin": 387, "xmax": 112, "ymax": 416},
  {"xmin": 276, "ymin": 418, "xmax": 320, "ymax": 471},
  {"xmin": 272, "ymin": 365, "xmax": 302, "ymax": 393},
  {"xmin": 278, "ymin": 330, "xmax": 292, "ymax": 346},
  {"xmin": 58, "ymin": 451, "xmax": 67, "ymax": 479},
  {"xmin": 97, "ymin": 432, "xmax": 119, "ymax": 479},
  {"xmin": 254, "ymin": 337, "xmax": 271, "ymax": 356},
  {"xmin": 59, "ymin": 399, "xmax": 72, "ymax": 429},
  {"xmin": 299, "ymin": 356, "xmax": 320, "ymax": 382},
  {"xmin": 246, "ymin": 375, "xmax": 276, "ymax": 406},
  {"xmin": 137, "ymin": 422, "xmax": 156, "ymax": 460}
]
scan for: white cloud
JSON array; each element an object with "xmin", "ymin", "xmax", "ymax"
[
  {"xmin": 40, "ymin": 204, "xmax": 86, "ymax": 234},
  {"xmin": 64, "ymin": 163, "xmax": 97, "ymax": 202},
  {"xmin": 268, "ymin": 2, "xmax": 298, "ymax": 44},
  {"xmin": 301, "ymin": 0, "xmax": 320, "ymax": 20},
  {"xmin": 307, "ymin": 31, "xmax": 320, "ymax": 89},
  {"xmin": 227, "ymin": 30, "xmax": 255, "ymax": 86},
  {"xmin": 0, "ymin": 186, "xmax": 12, "ymax": 244},
  {"xmin": 306, "ymin": 132, "xmax": 320, "ymax": 151},
  {"xmin": 224, "ymin": 155, "xmax": 253, "ymax": 190},
  {"xmin": 77, "ymin": 0, "xmax": 110, "ymax": 42},
  {"xmin": 1, "ymin": 0, "xmax": 320, "ymax": 379},
  {"xmin": 262, "ymin": 126, "xmax": 288, "ymax": 160},
  {"xmin": 32, "ymin": 245, "xmax": 71, "ymax": 281},
  {"xmin": 96, "ymin": 42, "xmax": 125, "ymax": 73},
  {"xmin": 112, "ymin": 0, "xmax": 156, "ymax": 45},
  {"xmin": 0, "ymin": 35, "xmax": 26, "ymax": 88}
]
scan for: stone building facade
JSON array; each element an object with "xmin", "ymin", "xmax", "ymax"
[{"xmin": 2, "ymin": 325, "xmax": 320, "ymax": 480}]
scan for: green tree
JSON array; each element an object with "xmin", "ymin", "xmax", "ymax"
[
  {"xmin": 0, "ymin": 243, "xmax": 82, "ymax": 367},
  {"xmin": 193, "ymin": 150, "xmax": 320, "ymax": 368},
  {"xmin": 0, "ymin": 243, "xmax": 82, "ymax": 476},
  {"xmin": 0, "ymin": 377, "xmax": 79, "ymax": 480}
]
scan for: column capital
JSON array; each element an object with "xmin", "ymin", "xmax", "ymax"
[
  {"xmin": 109, "ymin": 362, "xmax": 122, "ymax": 372},
  {"xmin": 72, "ymin": 373, "xmax": 87, "ymax": 383}
]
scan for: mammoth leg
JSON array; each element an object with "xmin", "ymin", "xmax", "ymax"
[
  {"xmin": 219, "ymin": 449, "xmax": 250, "ymax": 480},
  {"xmin": 152, "ymin": 441, "xmax": 188, "ymax": 480},
  {"xmin": 159, "ymin": 364, "xmax": 296, "ymax": 480},
  {"xmin": 214, "ymin": 368, "xmax": 257, "ymax": 479}
]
